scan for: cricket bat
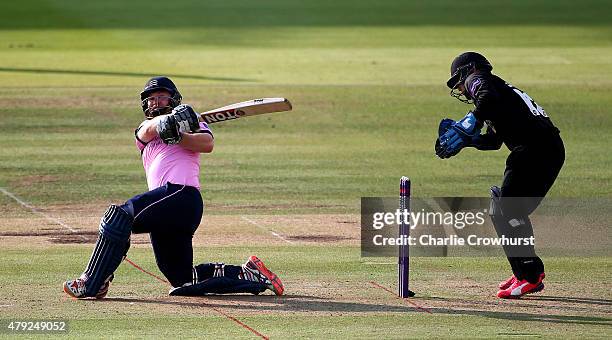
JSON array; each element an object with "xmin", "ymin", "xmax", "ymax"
[{"xmin": 200, "ymin": 98, "xmax": 292, "ymax": 124}]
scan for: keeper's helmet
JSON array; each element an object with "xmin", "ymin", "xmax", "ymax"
[
  {"xmin": 140, "ymin": 76, "xmax": 182, "ymax": 118},
  {"xmin": 446, "ymin": 52, "xmax": 492, "ymax": 103}
]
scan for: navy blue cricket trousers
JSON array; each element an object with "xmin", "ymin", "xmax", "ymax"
[{"xmin": 121, "ymin": 182, "xmax": 203, "ymax": 287}]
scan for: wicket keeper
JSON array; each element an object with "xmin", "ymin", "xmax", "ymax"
[
  {"xmin": 436, "ymin": 52, "xmax": 565, "ymax": 298},
  {"xmin": 63, "ymin": 77, "xmax": 283, "ymax": 298}
]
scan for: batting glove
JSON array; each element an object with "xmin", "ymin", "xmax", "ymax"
[
  {"xmin": 172, "ymin": 104, "xmax": 200, "ymax": 133},
  {"xmin": 157, "ymin": 115, "xmax": 182, "ymax": 144}
]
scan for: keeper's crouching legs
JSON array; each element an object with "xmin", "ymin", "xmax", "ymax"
[{"xmin": 489, "ymin": 187, "xmax": 544, "ymax": 283}]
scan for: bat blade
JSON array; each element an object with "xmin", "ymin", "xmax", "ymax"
[{"xmin": 200, "ymin": 98, "xmax": 292, "ymax": 124}]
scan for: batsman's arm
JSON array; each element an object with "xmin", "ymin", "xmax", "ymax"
[
  {"xmin": 178, "ymin": 132, "xmax": 214, "ymax": 153},
  {"xmin": 136, "ymin": 115, "xmax": 166, "ymax": 143}
]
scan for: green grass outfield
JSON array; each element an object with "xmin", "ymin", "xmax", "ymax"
[
  {"xmin": 1, "ymin": 247, "xmax": 610, "ymax": 338},
  {"xmin": 0, "ymin": 0, "xmax": 611, "ymax": 338}
]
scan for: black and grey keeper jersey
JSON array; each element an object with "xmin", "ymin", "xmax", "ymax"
[{"xmin": 464, "ymin": 73, "xmax": 560, "ymax": 150}]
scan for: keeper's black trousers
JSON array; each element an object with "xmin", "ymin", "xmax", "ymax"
[{"xmin": 499, "ymin": 133, "xmax": 565, "ymax": 283}]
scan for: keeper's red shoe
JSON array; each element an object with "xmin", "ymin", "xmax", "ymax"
[
  {"xmin": 499, "ymin": 275, "xmax": 516, "ymax": 290},
  {"xmin": 497, "ymin": 274, "xmax": 545, "ymax": 299}
]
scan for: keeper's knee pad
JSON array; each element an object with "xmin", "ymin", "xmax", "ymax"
[
  {"xmin": 490, "ymin": 186, "xmax": 532, "ymax": 230},
  {"xmin": 489, "ymin": 186, "xmax": 506, "ymax": 237},
  {"xmin": 489, "ymin": 187, "xmax": 536, "ymax": 258}
]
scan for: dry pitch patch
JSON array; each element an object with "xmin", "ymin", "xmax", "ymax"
[
  {"xmin": 0, "ymin": 205, "xmax": 610, "ymax": 331},
  {"xmin": 0, "ymin": 203, "xmax": 359, "ymax": 247}
]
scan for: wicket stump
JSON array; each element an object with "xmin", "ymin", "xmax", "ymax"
[{"xmin": 399, "ymin": 176, "xmax": 415, "ymax": 298}]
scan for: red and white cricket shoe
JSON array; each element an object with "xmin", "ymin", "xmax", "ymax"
[
  {"xmin": 499, "ymin": 275, "xmax": 517, "ymax": 290},
  {"xmin": 63, "ymin": 274, "xmax": 113, "ymax": 299},
  {"xmin": 497, "ymin": 273, "xmax": 545, "ymax": 299},
  {"xmin": 242, "ymin": 255, "xmax": 284, "ymax": 296},
  {"xmin": 63, "ymin": 274, "xmax": 88, "ymax": 298}
]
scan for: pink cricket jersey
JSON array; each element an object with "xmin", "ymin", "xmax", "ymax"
[{"xmin": 135, "ymin": 122, "xmax": 212, "ymax": 190}]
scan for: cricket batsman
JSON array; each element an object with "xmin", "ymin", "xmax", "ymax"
[
  {"xmin": 63, "ymin": 76, "xmax": 283, "ymax": 298},
  {"xmin": 435, "ymin": 52, "xmax": 565, "ymax": 298}
]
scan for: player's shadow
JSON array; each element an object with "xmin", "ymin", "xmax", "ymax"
[
  {"xmin": 427, "ymin": 306, "xmax": 611, "ymax": 326},
  {"xmin": 523, "ymin": 295, "xmax": 612, "ymax": 306},
  {"xmin": 420, "ymin": 295, "xmax": 612, "ymax": 308},
  {"xmin": 417, "ymin": 296, "xmax": 611, "ymax": 326},
  {"xmin": 104, "ymin": 294, "xmax": 421, "ymax": 314},
  {"xmin": 0, "ymin": 67, "xmax": 251, "ymax": 82},
  {"xmin": 104, "ymin": 295, "xmax": 612, "ymax": 326}
]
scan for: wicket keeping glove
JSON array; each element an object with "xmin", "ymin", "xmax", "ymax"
[
  {"xmin": 435, "ymin": 118, "xmax": 454, "ymax": 155},
  {"xmin": 436, "ymin": 112, "xmax": 481, "ymax": 159}
]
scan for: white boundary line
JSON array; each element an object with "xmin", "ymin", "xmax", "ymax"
[
  {"xmin": 241, "ymin": 216, "xmax": 294, "ymax": 244},
  {"xmin": 0, "ymin": 187, "xmax": 87, "ymax": 240}
]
